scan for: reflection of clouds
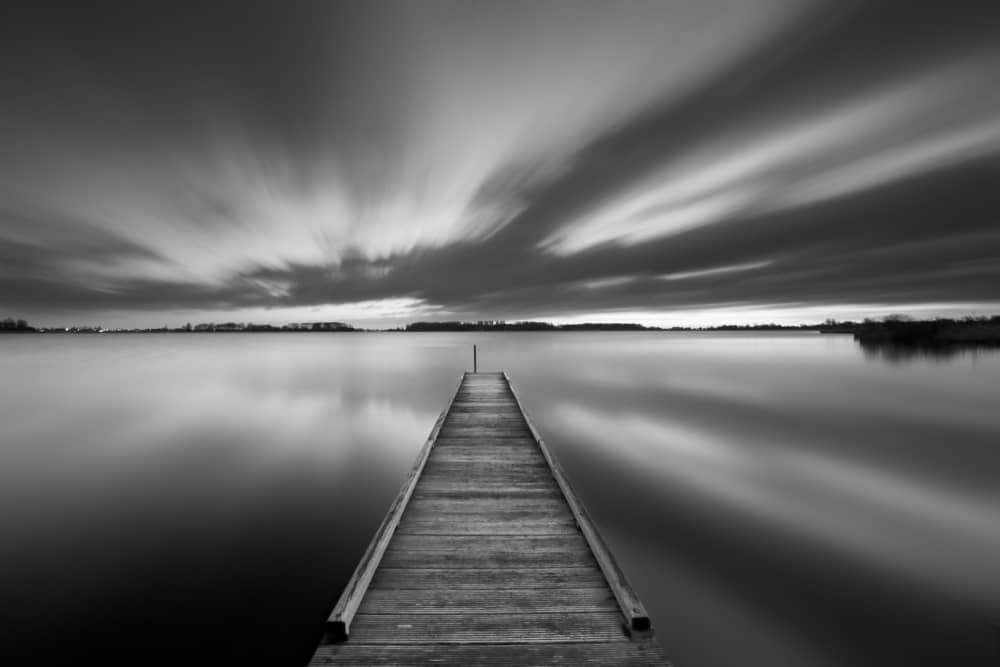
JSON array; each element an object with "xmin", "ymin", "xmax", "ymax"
[
  {"xmin": 3, "ymin": 330, "xmax": 999, "ymax": 666},
  {"xmin": 553, "ymin": 402, "xmax": 1000, "ymax": 605},
  {"xmin": 539, "ymin": 331, "xmax": 1000, "ymax": 433},
  {"xmin": 607, "ymin": 525, "xmax": 839, "ymax": 667},
  {"xmin": 566, "ymin": 360, "xmax": 776, "ymax": 407},
  {"xmin": 120, "ymin": 375, "xmax": 433, "ymax": 464},
  {"xmin": 784, "ymin": 450, "xmax": 1000, "ymax": 551},
  {"xmin": 661, "ymin": 373, "xmax": 775, "ymax": 406},
  {"xmin": 0, "ymin": 336, "xmax": 443, "ymax": 501},
  {"xmin": 524, "ymin": 333, "xmax": 816, "ymax": 407}
]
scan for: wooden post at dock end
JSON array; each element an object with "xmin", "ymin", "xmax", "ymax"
[{"xmin": 473, "ymin": 345, "xmax": 477, "ymax": 373}]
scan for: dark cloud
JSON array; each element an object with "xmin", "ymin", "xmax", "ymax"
[{"xmin": 1, "ymin": 1, "xmax": 349, "ymax": 148}]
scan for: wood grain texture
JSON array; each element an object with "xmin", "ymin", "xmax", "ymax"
[
  {"xmin": 370, "ymin": 567, "xmax": 610, "ymax": 590},
  {"xmin": 401, "ymin": 505, "xmax": 572, "ymax": 522},
  {"xmin": 419, "ymin": 470, "xmax": 553, "ymax": 481},
  {"xmin": 414, "ymin": 479, "xmax": 559, "ymax": 489},
  {"xmin": 379, "ymin": 547, "xmax": 596, "ymax": 570},
  {"xmin": 347, "ymin": 611, "xmax": 628, "ymax": 643},
  {"xmin": 430, "ymin": 445, "xmax": 543, "ymax": 456},
  {"xmin": 312, "ymin": 642, "xmax": 669, "ymax": 665},
  {"xmin": 358, "ymin": 587, "xmax": 619, "ymax": 614},
  {"xmin": 314, "ymin": 372, "xmax": 666, "ymax": 664},
  {"xmin": 411, "ymin": 488, "xmax": 563, "ymax": 501},
  {"xmin": 394, "ymin": 519, "xmax": 579, "ymax": 535},
  {"xmin": 403, "ymin": 498, "xmax": 570, "ymax": 515},
  {"xmin": 432, "ymin": 436, "xmax": 537, "ymax": 446},
  {"xmin": 429, "ymin": 447, "xmax": 542, "ymax": 458},
  {"xmin": 394, "ymin": 531, "xmax": 585, "ymax": 546}
]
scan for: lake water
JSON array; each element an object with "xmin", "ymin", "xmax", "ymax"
[{"xmin": 2, "ymin": 332, "xmax": 999, "ymax": 665}]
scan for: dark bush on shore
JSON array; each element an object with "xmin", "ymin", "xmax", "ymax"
[
  {"xmin": 853, "ymin": 316, "xmax": 1000, "ymax": 346},
  {"xmin": 0, "ymin": 317, "xmax": 34, "ymax": 332}
]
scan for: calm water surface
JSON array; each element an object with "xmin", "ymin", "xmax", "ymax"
[{"xmin": 2, "ymin": 332, "xmax": 999, "ymax": 665}]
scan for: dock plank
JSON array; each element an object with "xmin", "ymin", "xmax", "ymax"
[
  {"xmin": 347, "ymin": 611, "xmax": 628, "ymax": 643},
  {"xmin": 314, "ymin": 642, "xmax": 668, "ymax": 666},
  {"xmin": 403, "ymin": 498, "xmax": 570, "ymax": 515},
  {"xmin": 370, "ymin": 567, "xmax": 610, "ymax": 590},
  {"xmin": 379, "ymin": 548, "xmax": 596, "ymax": 570},
  {"xmin": 394, "ymin": 519, "xmax": 578, "ymax": 535},
  {"xmin": 358, "ymin": 587, "xmax": 619, "ymax": 614},
  {"xmin": 411, "ymin": 489, "xmax": 562, "ymax": 501},
  {"xmin": 389, "ymin": 534, "xmax": 590, "ymax": 552}
]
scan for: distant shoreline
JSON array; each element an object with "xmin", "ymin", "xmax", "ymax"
[
  {"xmin": 0, "ymin": 322, "xmax": 847, "ymax": 334},
  {"xmin": 4, "ymin": 317, "xmax": 999, "ymax": 343}
]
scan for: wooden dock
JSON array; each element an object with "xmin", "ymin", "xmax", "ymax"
[{"xmin": 310, "ymin": 372, "xmax": 668, "ymax": 665}]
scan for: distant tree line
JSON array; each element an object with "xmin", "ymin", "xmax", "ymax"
[
  {"xmin": 8, "ymin": 314, "xmax": 999, "ymax": 341},
  {"xmin": 188, "ymin": 321, "xmax": 355, "ymax": 332},
  {"xmin": 405, "ymin": 321, "xmax": 654, "ymax": 331},
  {"xmin": 672, "ymin": 323, "xmax": 817, "ymax": 332},
  {"xmin": 851, "ymin": 315, "xmax": 1000, "ymax": 346},
  {"xmin": 0, "ymin": 317, "xmax": 33, "ymax": 331},
  {"xmin": 2, "ymin": 318, "xmax": 358, "ymax": 333}
]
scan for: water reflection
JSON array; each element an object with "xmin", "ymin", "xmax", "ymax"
[
  {"xmin": 859, "ymin": 338, "xmax": 1000, "ymax": 364},
  {"xmin": 2, "ymin": 332, "xmax": 999, "ymax": 666},
  {"xmin": 491, "ymin": 332, "xmax": 1000, "ymax": 666},
  {"xmin": 1, "ymin": 334, "xmax": 463, "ymax": 665}
]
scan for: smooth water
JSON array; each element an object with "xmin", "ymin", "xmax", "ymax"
[{"xmin": 2, "ymin": 332, "xmax": 998, "ymax": 665}]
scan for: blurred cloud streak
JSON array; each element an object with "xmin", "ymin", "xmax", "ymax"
[{"xmin": 1, "ymin": 1, "xmax": 998, "ymax": 326}]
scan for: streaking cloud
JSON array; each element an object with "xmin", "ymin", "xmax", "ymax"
[
  {"xmin": 1, "ymin": 1, "xmax": 998, "ymax": 327},
  {"xmin": 541, "ymin": 55, "xmax": 1000, "ymax": 255}
]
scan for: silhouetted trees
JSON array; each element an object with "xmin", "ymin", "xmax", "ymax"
[
  {"xmin": 854, "ymin": 315, "xmax": 1000, "ymax": 346},
  {"xmin": 1, "ymin": 317, "xmax": 33, "ymax": 331},
  {"xmin": 8, "ymin": 314, "xmax": 999, "ymax": 340}
]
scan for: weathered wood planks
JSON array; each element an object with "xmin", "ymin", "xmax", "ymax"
[
  {"xmin": 313, "ymin": 641, "xmax": 667, "ymax": 666},
  {"xmin": 313, "ymin": 372, "xmax": 668, "ymax": 665}
]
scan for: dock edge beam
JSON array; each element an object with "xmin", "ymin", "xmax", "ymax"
[
  {"xmin": 324, "ymin": 374, "xmax": 465, "ymax": 642},
  {"xmin": 503, "ymin": 372, "xmax": 653, "ymax": 637}
]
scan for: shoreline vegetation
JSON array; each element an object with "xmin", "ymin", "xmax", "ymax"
[
  {"xmin": 850, "ymin": 316, "xmax": 1000, "ymax": 348},
  {"xmin": 3, "ymin": 315, "xmax": 1000, "ymax": 347}
]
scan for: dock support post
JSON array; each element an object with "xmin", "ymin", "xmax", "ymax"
[{"xmin": 473, "ymin": 345, "xmax": 477, "ymax": 373}]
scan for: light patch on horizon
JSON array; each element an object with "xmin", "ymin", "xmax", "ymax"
[
  {"xmin": 66, "ymin": 298, "xmax": 442, "ymax": 331},
  {"xmin": 250, "ymin": 298, "xmax": 445, "ymax": 327},
  {"xmin": 21, "ymin": 298, "xmax": 1000, "ymax": 332},
  {"xmin": 549, "ymin": 302, "xmax": 1000, "ymax": 329}
]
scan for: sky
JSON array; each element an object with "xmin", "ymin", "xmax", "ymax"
[{"xmin": 1, "ymin": 1, "xmax": 999, "ymax": 328}]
